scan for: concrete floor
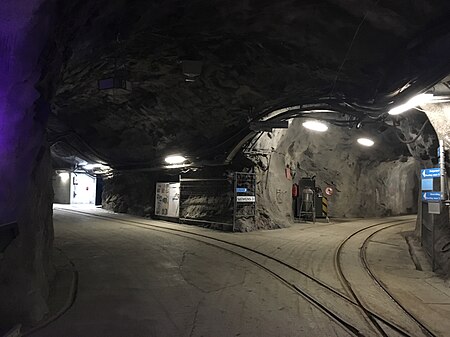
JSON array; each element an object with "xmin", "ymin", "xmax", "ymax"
[{"xmin": 31, "ymin": 206, "xmax": 450, "ymax": 337}]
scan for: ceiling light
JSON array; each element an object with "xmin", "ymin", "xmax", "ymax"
[
  {"xmin": 164, "ymin": 163, "xmax": 191, "ymax": 169},
  {"xmin": 388, "ymin": 93, "xmax": 434, "ymax": 115},
  {"xmin": 83, "ymin": 163, "xmax": 109, "ymax": 170},
  {"xmin": 83, "ymin": 164, "xmax": 99, "ymax": 170},
  {"xmin": 165, "ymin": 155, "xmax": 186, "ymax": 165},
  {"xmin": 302, "ymin": 120, "xmax": 328, "ymax": 132},
  {"xmin": 357, "ymin": 138, "xmax": 374, "ymax": 147},
  {"xmin": 58, "ymin": 172, "xmax": 70, "ymax": 182}
]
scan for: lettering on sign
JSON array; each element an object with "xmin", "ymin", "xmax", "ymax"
[
  {"xmin": 422, "ymin": 192, "xmax": 441, "ymax": 202},
  {"xmin": 421, "ymin": 168, "xmax": 440, "ymax": 179},
  {"xmin": 236, "ymin": 196, "xmax": 256, "ymax": 203}
]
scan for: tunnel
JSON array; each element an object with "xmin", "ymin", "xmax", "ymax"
[{"xmin": 1, "ymin": 1, "xmax": 450, "ymax": 336}]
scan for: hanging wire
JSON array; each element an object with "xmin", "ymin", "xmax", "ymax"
[
  {"xmin": 330, "ymin": 0, "xmax": 381, "ymax": 95},
  {"xmin": 394, "ymin": 119, "xmax": 429, "ymax": 144}
]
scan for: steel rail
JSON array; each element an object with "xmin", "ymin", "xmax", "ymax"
[
  {"xmin": 56, "ymin": 208, "xmax": 421, "ymax": 336},
  {"xmin": 360, "ymin": 224, "xmax": 437, "ymax": 337},
  {"xmin": 55, "ymin": 207, "xmax": 363, "ymax": 336},
  {"xmin": 334, "ymin": 220, "xmax": 413, "ymax": 337},
  {"xmin": 335, "ymin": 220, "xmax": 435, "ymax": 337}
]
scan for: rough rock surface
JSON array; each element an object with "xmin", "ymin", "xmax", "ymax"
[
  {"xmin": 0, "ymin": 0, "xmax": 57, "ymax": 328},
  {"xmin": 0, "ymin": 146, "xmax": 54, "ymax": 327},
  {"xmin": 249, "ymin": 119, "xmax": 422, "ymax": 226},
  {"xmin": 423, "ymin": 103, "xmax": 450, "ymax": 150},
  {"xmin": 49, "ymin": 0, "xmax": 450, "ymax": 167},
  {"xmin": 3, "ymin": 0, "xmax": 450, "ymax": 329},
  {"xmin": 102, "ymin": 172, "xmax": 164, "ymax": 217}
]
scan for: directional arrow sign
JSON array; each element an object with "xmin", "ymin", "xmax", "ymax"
[
  {"xmin": 421, "ymin": 168, "xmax": 440, "ymax": 179},
  {"xmin": 422, "ymin": 192, "xmax": 442, "ymax": 201}
]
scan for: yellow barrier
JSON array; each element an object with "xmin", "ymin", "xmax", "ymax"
[{"xmin": 322, "ymin": 197, "xmax": 328, "ymax": 217}]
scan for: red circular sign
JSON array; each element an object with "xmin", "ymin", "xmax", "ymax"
[{"xmin": 325, "ymin": 186, "xmax": 334, "ymax": 196}]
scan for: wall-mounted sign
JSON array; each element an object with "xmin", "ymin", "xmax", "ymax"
[
  {"xmin": 421, "ymin": 168, "xmax": 440, "ymax": 179},
  {"xmin": 428, "ymin": 202, "xmax": 441, "ymax": 214},
  {"xmin": 236, "ymin": 187, "xmax": 248, "ymax": 193},
  {"xmin": 422, "ymin": 192, "xmax": 442, "ymax": 202},
  {"xmin": 421, "ymin": 178, "xmax": 433, "ymax": 191},
  {"xmin": 324, "ymin": 186, "xmax": 334, "ymax": 196},
  {"xmin": 155, "ymin": 182, "xmax": 180, "ymax": 217},
  {"xmin": 237, "ymin": 196, "xmax": 256, "ymax": 203}
]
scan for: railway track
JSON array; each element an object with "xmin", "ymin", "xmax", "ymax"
[
  {"xmin": 360, "ymin": 224, "xmax": 437, "ymax": 337},
  {"xmin": 335, "ymin": 220, "xmax": 437, "ymax": 337},
  {"xmin": 55, "ymin": 208, "xmax": 434, "ymax": 337}
]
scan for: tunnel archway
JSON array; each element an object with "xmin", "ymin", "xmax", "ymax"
[
  {"xmin": 244, "ymin": 109, "xmax": 438, "ymax": 224},
  {"xmin": 3, "ymin": 0, "xmax": 450, "ymax": 331}
]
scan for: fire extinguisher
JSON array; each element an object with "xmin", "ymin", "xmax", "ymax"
[{"xmin": 292, "ymin": 183, "xmax": 299, "ymax": 198}]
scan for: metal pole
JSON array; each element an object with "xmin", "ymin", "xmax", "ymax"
[
  {"xmin": 432, "ymin": 213, "xmax": 435, "ymax": 271},
  {"xmin": 439, "ymin": 140, "xmax": 446, "ymax": 200},
  {"xmin": 312, "ymin": 190, "xmax": 316, "ymax": 224},
  {"xmin": 233, "ymin": 172, "xmax": 237, "ymax": 232}
]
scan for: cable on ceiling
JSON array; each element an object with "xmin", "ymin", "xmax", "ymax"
[
  {"xmin": 394, "ymin": 119, "xmax": 430, "ymax": 144},
  {"xmin": 330, "ymin": 0, "xmax": 381, "ymax": 96}
]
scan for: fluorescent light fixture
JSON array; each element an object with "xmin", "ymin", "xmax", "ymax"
[
  {"xmin": 302, "ymin": 120, "xmax": 328, "ymax": 132},
  {"xmin": 58, "ymin": 172, "xmax": 70, "ymax": 182},
  {"xmin": 388, "ymin": 93, "xmax": 434, "ymax": 115},
  {"xmin": 164, "ymin": 163, "xmax": 191, "ymax": 169},
  {"xmin": 357, "ymin": 138, "xmax": 375, "ymax": 147},
  {"xmin": 83, "ymin": 164, "xmax": 100, "ymax": 170},
  {"xmin": 165, "ymin": 155, "xmax": 186, "ymax": 165},
  {"xmin": 83, "ymin": 163, "xmax": 109, "ymax": 170}
]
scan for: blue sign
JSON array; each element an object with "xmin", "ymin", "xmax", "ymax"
[
  {"xmin": 236, "ymin": 187, "xmax": 247, "ymax": 193},
  {"xmin": 437, "ymin": 147, "xmax": 441, "ymax": 158},
  {"xmin": 421, "ymin": 168, "xmax": 440, "ymax": 179},
  {"xmin": 421, "ymin": 178, "xmax": 433, "ymax": 191},
  {"xmin": 422, "ymin": 192, "xmax": 441, "ymax": 201}
]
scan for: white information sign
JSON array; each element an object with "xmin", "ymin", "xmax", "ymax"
[
  {"xmin": 155, "ymin": 182, "xmax": 180, "ymax": 217},
  {"xmin": 236, "ymin": 196, "xmax": 256, "ymax": 203}
]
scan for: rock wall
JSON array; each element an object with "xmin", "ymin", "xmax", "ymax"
[
  {"xmin": 179, "ymin": 181, "xmax": 234, "ymax": 226},
  {"xmin": 0, "ymin": 0, "xmax": 56, "ymax": 328},
  {"xmin": 0, "ymin": 146, "xmax": 54, "ymax": 328},
  {"xmin": 103, "ymin": 172, "xmax": 175, "ymax": 217},
  {"xmin": 423, "ymin": 103, "xmax": 450, "ymax": 152},
  {"xmin": 250, "ymin": 119, "xmax": 420, "ymax": 227}
]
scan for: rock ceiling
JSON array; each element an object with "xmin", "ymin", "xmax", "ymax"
[{"xmin": 47, "ymin": 0, "xmax": 450, "ymax": 169}]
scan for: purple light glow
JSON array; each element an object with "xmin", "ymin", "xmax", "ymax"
[{"xmin": 0, "ymin": 0, "xmax": 53, "ymax": 222}]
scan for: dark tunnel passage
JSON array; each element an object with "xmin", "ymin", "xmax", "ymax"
[{"xmin": 1, "ymin": 0, "xmax": 450, "ymax": 335}]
